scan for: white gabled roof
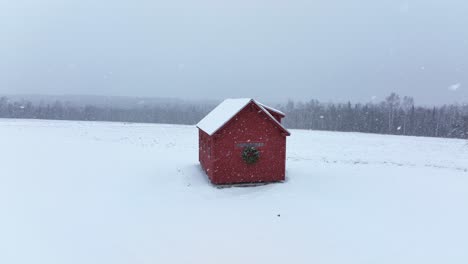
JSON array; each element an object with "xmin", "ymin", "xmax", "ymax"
[
  {"xmin": 257, "ymin": 102, "xmax": 285, "ymax": 116},
  {"xmin": 196, "ymin": 98, "xmax": 290, "ymax": 136}
]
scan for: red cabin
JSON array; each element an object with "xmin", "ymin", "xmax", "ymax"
[{"xmin": 196, "ymin": 98, "xmax": 291, "ymax": 185}]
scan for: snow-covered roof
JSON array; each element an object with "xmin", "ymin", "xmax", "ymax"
[
  {"xmin": 196, "ymin": 98, "xmax": 290, "ymax": 136},
  {"xmin": 257, "ymin": 102, "xmax": 285, "ymax": 116}
]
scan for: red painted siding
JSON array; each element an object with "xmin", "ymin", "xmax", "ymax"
[
  {"xmin": 199, "ymin": 129, "xmax": 215, "ymax": 181},
  {"xmin": 199, "ymin": 101, "xmax": 287, "ymax": 185}
]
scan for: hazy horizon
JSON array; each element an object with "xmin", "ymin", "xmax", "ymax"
[
  {"xmin": 4, "ymin": 92, "xmax": 468, "ymax": 108},
  {"xmin": 2, "ymin": 1, "xmax": 467, "ymax": 105}
]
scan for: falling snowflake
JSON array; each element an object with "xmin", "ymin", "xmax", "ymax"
[{"xmin": 448, "ymin": 83, "xmax": 461, "ymax": 91}]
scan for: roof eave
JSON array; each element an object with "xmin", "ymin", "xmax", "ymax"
[
  {"xmin": 197, "ymin": 99, "xmax": 254, "ymax": 137},
  {"xmin": 254, "ymin": 102, "xmax": 291, "ymax": 136},
  {"xmin": 197, "ymin": 98, "xmax": 290, "ymax": 137},
  {"xmin": 257, "ymin": 102, "xmax": 286, "ymax": 117}
]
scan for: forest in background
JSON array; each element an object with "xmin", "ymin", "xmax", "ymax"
[{"xmin": 1, "ymin": 94, "xmax": 467, "ymax": 139}]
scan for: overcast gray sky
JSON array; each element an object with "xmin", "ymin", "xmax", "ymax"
[{"xmin": 1, "ymin": 0, "xmax": 467, "ymax": 104}]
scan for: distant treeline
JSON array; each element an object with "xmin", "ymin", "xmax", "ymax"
[
  {"xmin": 280, "ymin": 93, "xmax": 468, "ymax": 139},
  {"xmin": 1, "ymin": 94, "xmax": 467, "ymax": 139},
  {"xmin": 0, "ymin": 96, "xmax": 214, "ymax": 125}
]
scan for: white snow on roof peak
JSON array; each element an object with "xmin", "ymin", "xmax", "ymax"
[
  {"xmin": 196, "ymin": 98, "xmax": 289, "ymax": 136},
  {"xmin": 196, "ymin": 98, "xmax": 252, "ymax": 136},
  {"xmin": 257, "ymin": 102, "xmax": 285, "ymax": 116}
]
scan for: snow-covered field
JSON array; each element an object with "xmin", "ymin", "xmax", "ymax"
[{"xmin": 1, "ymin": 119, "xmax": 468, "ymax": 264}]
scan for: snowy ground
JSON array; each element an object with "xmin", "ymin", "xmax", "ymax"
[{"xmin": 1, "ymin": 119, "xmax": 468, "ymax": 264}]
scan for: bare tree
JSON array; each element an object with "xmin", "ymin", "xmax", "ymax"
[
  {"xmin": 401, "ymin": 96, "xmax": 414, "ymax": 135},
  {"xmin": 385, "ymin": 93, "xmax": 400, "ymax": 134}
]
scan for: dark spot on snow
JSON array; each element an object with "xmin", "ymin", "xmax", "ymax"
[{"xmin": 277, "ymin": 214, "xmax": 281, "ymax": 217}]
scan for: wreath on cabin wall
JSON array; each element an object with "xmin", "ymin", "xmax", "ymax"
[{"xmin": 242, "ymin": 146, "xmax": 260, "ymax": 164}]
